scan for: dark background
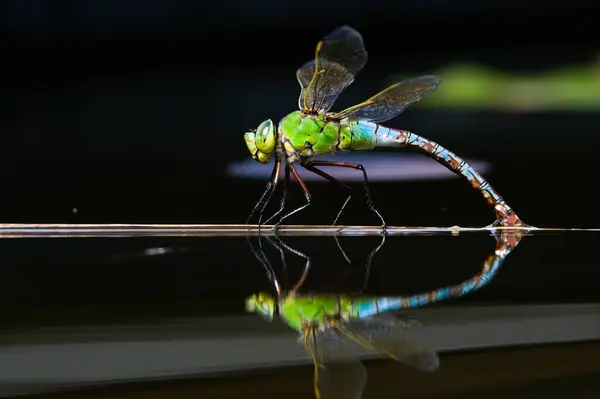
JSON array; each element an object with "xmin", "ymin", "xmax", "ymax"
[{"xmin": 1, "ymin": 0, "xmax": 599, "ymax": 228}]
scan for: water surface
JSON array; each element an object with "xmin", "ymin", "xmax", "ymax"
[{"xmin": 1, "ymin": 228, "xmax": 599, "ymax": 397}]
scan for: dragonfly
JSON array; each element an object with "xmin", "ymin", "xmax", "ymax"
[
  {"xmin": 246, "ymin": 231, "xmax": 524, "ymax": 399},
  {"xmin": 244, "ymin": 26, "xmax": 526, "ymax": 230}
]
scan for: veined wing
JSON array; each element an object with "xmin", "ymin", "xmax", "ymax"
[
  {"xmin": 304, "ymin": 327, "xmax": 367, "ymax": 399},
  {"xmin": 297, "ymin": 26, "xmax": 368, "ymax": 113},
  {"xmin": 337, "ymin": 314, "xmax": 440, "ymax": 372},
  {"xmin": 332, "ymin": 75, "xmax": 440, "ymax": 123}
]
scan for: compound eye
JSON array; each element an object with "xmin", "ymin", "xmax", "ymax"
[
  {"xmin": 257, "ymin": 120, "xmax": 273, "ymax": 137},
  {"xmin": 244, "ymin": 132, "xmax": 258, "ymax": 156},
  {"xmin": 255, "ymin": 119, "xmax": 275, "ymax": 153}
]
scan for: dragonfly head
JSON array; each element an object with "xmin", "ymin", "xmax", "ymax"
[
  {"xmin": 244, "ymin": 119, "xmax": 275, "ymax": 164},
  {"xmin": 245, "ymin": 291, "xmax": 276, "ymax": 321}
]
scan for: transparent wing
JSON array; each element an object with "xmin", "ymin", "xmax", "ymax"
[
  {"xmin": 297, "ymin": 26, "xmax": 368, "ymax": 113},
  {"xmin": 304, "ymin": 327, "xmax": 367, "ymax": 399},
  {"xmin": 332, "ymin": 75, "xmax": 440, "ymax": 123},
  {"xmin": 338, "ymin": 314, "xmax": 440, "ymax": 372}
]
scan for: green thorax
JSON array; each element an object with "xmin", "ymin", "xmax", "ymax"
[
  {"xmin": 278, "ymin": 294, "xmax": 353, "ymax": 332},
  {"xmin": 278, "ymin": 110, "xmax": 376, "ymax": 161}
]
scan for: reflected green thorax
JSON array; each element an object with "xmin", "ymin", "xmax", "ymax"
[
  {"xmin": 247, "ymin": 292, "xmax": 351, "ymax": 332},
  {"xmin": 280, "ymin": 295, "xmax": 346, "ymax": 331}
]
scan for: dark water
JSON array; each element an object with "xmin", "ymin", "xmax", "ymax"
[
  {"xmin": 1, "ymin": 230, "xmax": 600, "ymax": 398},
  {"xmin": 0, "ymin": 231, "xmax": 598, "ymax": 322}
]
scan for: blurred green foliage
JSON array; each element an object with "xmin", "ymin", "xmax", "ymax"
[{"xmin": 390, "ymin": 57, "xmax": 600, "ymax": 111}]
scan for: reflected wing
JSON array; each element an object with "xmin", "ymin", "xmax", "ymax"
[
  {"xmin": 338, "ymin": 315, "xmax": 440, "ymax": 372},
  {"xmin": 332, "ymin": 75, "xmax": 440, "ymax": 123},
  {"xmin": 297, "ymin": 26, "xmax": 368, "ymax": 113},
  {"xmin": 304, "ymin": 327, "xmax": 367, "ymax": 399}
]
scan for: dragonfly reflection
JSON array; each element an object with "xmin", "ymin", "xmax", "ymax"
[{"xmin": 246, "ymin": 232, "xmax": 524, "ymax": 399}]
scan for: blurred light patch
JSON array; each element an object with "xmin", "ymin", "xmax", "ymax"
[
  {"xmin": 99, "ymin": 246, "xmax": 188, "ymax": 265},
  {"xmin": 227, "ymin": 153, "xmax": 490, "ymax": 182},
  {"xmin": 392, "ymin": 58, "xmax": 600, "ymax": 111}
]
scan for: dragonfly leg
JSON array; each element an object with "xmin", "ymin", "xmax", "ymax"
[
  {"xmin": 246, "ymin": 235, "xmax": 282, "ymax": 296},
  {"xmin": 401, "ymin": 131, "xmax": 527, "ymax": 227},
  {"xmin": 301, "ymin": 161, "xmax": 353, "ymax": 226},
  {"xmin": 263, "ymin": 163, "xmax": 291, "ymax": 225},
  {"xmin": 306, "ymin": 160, "xmax": 386, "ymax": 229},
  {"xmin": 273, "ymin": 163, "xmax": 312, "ymax": 230},
  {"xmin": 291, "ymin": 248, "xmax": 311, "ymax": 295},
  {"xmin": 246, "ymin": 158, "xmax": 282, "ymax": 228},
  {"xmin": 263, "ymin": 235, "xmax": 292, "ymax": 293},
  {"xmin": 297, "ymin": 162, "xmax": 353, "ymax": 262},
  {"xmin": 333, "ymin": 236, "xmax": 352, "ymax": 265},
  {"xmin": 361, "ymin": 234, "xmax": 386, "ymax": 292},
  {"xmin": 268, "ymin": 235, "xmax": 312, "ymax": 294}
]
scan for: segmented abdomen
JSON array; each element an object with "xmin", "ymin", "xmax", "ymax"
[
  {"xmin": 342, "ymin": 120, "xmax": 407, "ymax": 151},
  {"xmin": 348, "ymin": 252, "xmax": 503, "ymax": 318}
]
